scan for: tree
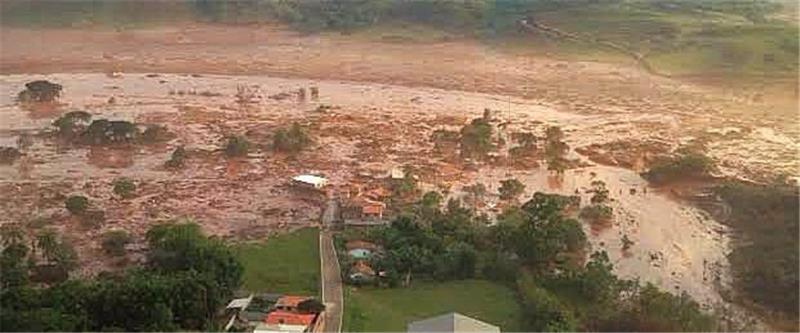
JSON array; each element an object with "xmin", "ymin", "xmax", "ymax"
[
  {"xmin": 544, "ymin": 126, "xmax": 569, "ymax": 174},
  {"xmin": 101, "ymin": 230, "xmax": 131, "ymax": 256},
  {"xmin": 18, "ymin": 80, "xmax": 62, "ymax": 103},
  {"xmin": 460, "ymin": 117, "xmax": 493, "ymax": 158},
  {"xmin": 433, "ymin": 242, "xmax": 477, "ymax": 280},
  {"xmin": 224, "ymin": 135, "xmax": 250, "ymax": 157},
  {"xmin": 498, "ymin": 178, "xmax": 525, "ymax": 201},
  {"xmin": 513, "ymin": 193, "xmax": 587, "ymax": 270},
  {"xmin": 35, "ymin": 228, "xmax": 59, "ymax": 264},
  {"xmin": 589, "ymin": 180, "xmax": 609, "ymax": 204},
  {"xmin": 518, "ymin": 270, "xmax": 578, "ymax": 332},
  {"xmin": 463, "ymin": 183, "xmax": 487, "ymax": 209},
  {"xmin": 273, "ymin": 122, "xmax": 311, "ymax": 153},
  {"xmin": 65, "ymin": 195, "xmax": 89, "ymax": 215},
  {"xmin": 112, "ymin": 178, "xmax": 136, "ymax": 199}
]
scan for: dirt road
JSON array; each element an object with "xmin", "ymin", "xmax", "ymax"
[{"xmin": 320, "ymin": 199, "xmax": 342, "ymax": 333}]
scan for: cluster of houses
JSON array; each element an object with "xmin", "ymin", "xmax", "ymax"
[
  {"xmin": 344, "ymin": 240, "xmax": 380, "ymax": 284},
  {"xmin": 224, "ymin": 294, "xmax": 325, "ymax": 333}
]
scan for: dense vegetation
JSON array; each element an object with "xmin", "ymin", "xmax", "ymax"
[
  {"xmin": 52, "ymin": 110, "xmax": 171, "ymax": 146},
  {"xmin": 0, "ymin": 222, "xmax": 243, "ymax": 331},
  {"xmin": 344, "ymin": 190, "xmax": 716, "ymax": 331},
  {"xmin": 641, "ymin": 149, "xmax": 715, "ymax": 184},
  {"xmin": 273, "ymin": 122, "xmax": 312, "ymax": 153},
  {"xmin": 715, "ymin": 181, "xmax": 799, "ymax": 327}
]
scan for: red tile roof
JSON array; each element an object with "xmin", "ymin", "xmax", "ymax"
[
  {"xmin": 264, "ymin": 310, "xmax": 316, "ymax": 326},
  {"xmin": 275, "ymin": 296, "xmax": 310, "ymax": 309}
]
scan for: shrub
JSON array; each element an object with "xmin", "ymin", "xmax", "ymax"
[
  {"xmin": 498, "ymin": 178, "xmax": 525, "ymax": 201},
  {"xmin": 82, "ymin": 119, "xmax": 139, "ymax": 144},
  {"xmin": 224, "ymin": 135, "xmax": 250, "ymax": 157},
  {"xmin": 579, "ymin": 204, "xmax": 613, "ymax": 223},
  {"xmin": 101, "ymin": 230, "xmax": 131, "ymax": 256},
  {"xmin": 273, "ymin": 122, "xmax": 311, "ymax": 153},
  {"xmin": 17, "ymin": 80, "xmax": 62, "ymax": 103},
  {"xmin": 165, "ymin": 146, "xmax": 187, "ymax": 168},
  {"xmin": 642, "ymin": 151, "xmax": 714, "ymax": 184},
  {"xmin": 64, "ymin": 195, "xmax": 89, "ymax": 215},
  {"xmin": 460, "ymin": 118, "xmax": 493, "ymax": 158},
  {"xmin": 52, "ymin": 111, "xmax": 92, "ymax": 137},
  {"xmin": 112, "ymin": 178, "xmax": 136, "ymax": 199}
]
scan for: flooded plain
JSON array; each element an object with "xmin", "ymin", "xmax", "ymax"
[{"xmin": 0, "ymin": 73, "xmax": 742, "ymax": 308}]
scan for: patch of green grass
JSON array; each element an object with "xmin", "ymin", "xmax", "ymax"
[
  {"xmin": 234, "ymin": 228, "xmax": 320, "ymax": 296},
  {"xmin": 344, "ymin": 280, "xmax": 522, "ymax": 332}
]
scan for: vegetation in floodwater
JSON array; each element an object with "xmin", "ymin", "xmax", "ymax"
[
  {"xmin": 101, "ymin": 230, "xmax": 131, "ymax": 257},
  {"xmin": 17, "ymin": 80, "xmax": 62, "ymax": 103},
  {"xmin": 64, "ymin": 195, "xmax": 89, "ymax": 215},
  {"xmin": 165, "ymin": 146, "xmax": 187, "ymax": 168},
  {"xmin": 224, "ymin": 135, "xmax": 250, "ymax": 157},
  {"xmin": 642, "ymin": 149, "xmax": 715, "ymax": 184},
  {"xmin": 112, "ymin": 178, "xmax": 136, "ymax": 199},
  {"xmin": 273, "ymin": 122, "xmax": 311, "ymax": 153},
  {"xmin": 714, "ymin": 180, "xmax": 799, "ymax": 328},
  {"xmin": 0, "ymin": 147, "xmax": 21, "ymax": 165}
]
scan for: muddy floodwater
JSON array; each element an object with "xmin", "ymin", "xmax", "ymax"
[{"xmin": 0, "ymin": 73, "xmax": 752, "ymax": 313}]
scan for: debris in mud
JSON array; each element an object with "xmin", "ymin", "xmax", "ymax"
[
  {"xmin": 0, "ymin": 147, "xmax": 22, "ymax": 164},
  {"xmin": 575, "ymin": 139, "xmax": 671, "ymax": 170}
]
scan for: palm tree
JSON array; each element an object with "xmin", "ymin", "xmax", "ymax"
[
  {"xmin": 0, "ymin": 224, "xmax": 25, "ymax": 247},
  {"xmin": 35, "ymin": 229, "xmax": 59, "ymax": 264}
]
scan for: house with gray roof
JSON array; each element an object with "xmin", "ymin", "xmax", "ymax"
[{"xmin": 406, "ymin": 312, "xmax": 500, "ymax": 333}]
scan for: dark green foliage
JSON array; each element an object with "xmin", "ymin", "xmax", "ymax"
[
  {"xmin": 82, "ymin": 119, "xmax": 139, "ymax": 144},
  {"xmin": 498, "ymin": 178, "xmax": 525, "ymax": 201},
  {"xmin": 101, "ymin": 230, "xmax": 131, "ymax": 256},
  {"xmin": 715, "ymin": 181, "xmax": 799, "ymax": 319},
  {"xmin": 17, "ymin": 80, "xmax": 62, "ymax": 103},
  {"xmin": 112, "ymin": 178, "xmax": 136, "ymax": 199},
  {"xmin": 509, "ymin": 131, "xmax": 537, "ymax": 158},
  {"xmin": 545, "ymin": 126, "xmax": 569, "ymax": 174},
  {"xmin": 433, "ymin": 242, "xmax": 477, "ymax": 281},
  {"xmin": 64, "ymin": 195, "xmax": 89, "ymax": 215},
  {"xmin": 460, "ymin": 118, "xmax": 493, "ymax": 158},
  {"xmin": 1, "ymin": 242, "xmax": 30, "ymax": 288},
  {"xmin": 165, "ymin": 146, "xmax": 187, "ymax": 168},
  {"xmin": 273, "ymin": 122, "xmax": 311, "ymax": 153},
  {"xmin": 518, "ymin": 270, "xmax": 578, "ymax": 332},
  {"xmin": 642, "ymin": 150, "xmax": 715, "ymax": 184},
  {"xmin": 514, "ymin": 192, "xmax": 587, "ymax": 270},
  {"xmin": 1, "ymin": 222, "xmax": 244, "ymax": 331},
  {"xmin": 589, "ymin": 180, "xmax": 609, "ymax": 204},
  {"xmin": 224, "ymin": 135, "xmax": 250, "ymax": 157},
  {"xmin": 579, "ymin": 204, "xmax": 613, "ymax": 222},
  {"xmin": 52, "ymin": 111, "xmax": 92, "ymax": 137},
  {"xmin": 297, "ymin": 298, "xmax": 326, "ymax": 314}
]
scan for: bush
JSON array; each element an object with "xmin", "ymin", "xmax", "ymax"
[
  {"xmin": 498, "ymin": 178, "xmax": 525, "ymax": 201},
  {"xmin": 17, "ymin": 80, "xmax": 62, "ymax": 103},
  {"xmin": 460, "ymin": 118, "xmax": 493, "ymax": 158},
  {"xmin": 642, "ymin": 151, "xmax": 714, "ymax": 184},
  {"xmin": 165, "ymin": 146, "xmax": 187, "ymax": 168},
  {"xmin": 224, "ymin": 135, "xmax": 250, "ymax": 157},
  {"xmin": 112, "ymin": 178, "xmax": 136, "ymax": 199},
  {"xmin": 101, "ymin": 230, "xmax": 131, "ymax": 256},
  {"xmin": 273, "ymin": 122, "xmax": 311, "ymax": 153},
  {"xmin": 64, "ymin": 195, "xmax": 89, "ymax": 215},
  {"xmin": 579, "ymin": 204, "xmax": 613, "ymax": 223},
  {"xmin": 52, "ymin": 111, "xmax": 91, "ymax": 136},
  {"xmin": 82, "ymin": 119, "xmax": 139, "ymax": 144}
]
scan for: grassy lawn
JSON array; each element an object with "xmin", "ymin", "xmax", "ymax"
[
  {"xmin": 343, "ymin": 279, "xmax": 523, "ymax": 332},
  {"xmin": 234, "ymin": 228, "xmax": 320, "ymax": 296}
]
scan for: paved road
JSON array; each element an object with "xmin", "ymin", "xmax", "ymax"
[{"xmin": 320, "ymin": 199, "xmax": 343, "ymax": 333}]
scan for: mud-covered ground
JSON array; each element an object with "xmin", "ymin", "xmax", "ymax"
[{"xmin": 0, "ymin": 24, "xmax": 795, "ymax": 323}]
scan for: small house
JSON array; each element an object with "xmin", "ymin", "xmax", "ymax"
[
  {"xmin": 292, "ymin": 175, "xmax": 328, "ymax": 190},
  {"xmin": 348, "ymin": 260, "xmax": 376, "ymax": 283},
  {"xmin": 407, "ymin": 312, "xmax": 500, "ymax": 333}
]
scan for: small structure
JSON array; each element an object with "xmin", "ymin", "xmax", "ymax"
[
  {"xmin": 389, "ymin": 167, "xmax": 406, "ymax": 180},
  {"xmin": 407, "ymin": 312, "xmax": 500, "ymax": 333},
  {"xmin": 255, "ymin": 311, "xmax": 317, "ymax": 333},
  {"xmin": 274, "ymin": 295, "xmax": 312, "ymax": 312},
  {"xmin": 348, "ymin": 260, "xmax": 376, "ymax": 283},
  {"xmin": 345, "ymin": 240, "xmax": 378, "ymax": 259},
  {"xmin": 292, "ymin": 175, "xmax": 328, "ymax": 190}
]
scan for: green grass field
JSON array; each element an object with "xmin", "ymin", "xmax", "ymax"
[
  {"xmin": 234, "ymin": 228, "xmax": 320, "ymax": 296},
  {"xmin": 343, "ymin": 279, "xmax": 523, "ymax": 332}
]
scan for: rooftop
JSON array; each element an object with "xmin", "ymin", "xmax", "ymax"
[
  {"xmin": 264, "ymin": 310, "xmax": 316, "ymax": 326},
  {"xmin": 407, "ymin": 312, "xmax": 500, "ymax": 333},
  {"xmin": 292, "ymin": 174, "xmax": 327, "ymax": 186},
  {"xmin": 275, "ymin": 295, "xmax": 311, "ymax": 309}
]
